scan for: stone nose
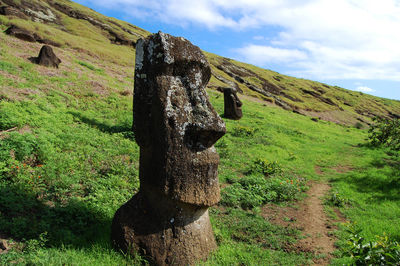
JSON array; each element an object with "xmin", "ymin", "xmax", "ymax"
[{"xmin": 184, "ymin": 118, "xmax": 226, "ymax": 151}]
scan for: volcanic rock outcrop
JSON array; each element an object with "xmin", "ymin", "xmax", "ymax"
[
  {"xmin": 111, "ymin": 32, "xmax": 226, "ymax": 265},
  {"xmin": 223, "ymin": 87, "xmax": 243, "ymax": 120},
  {"xmin": 0, "ymin": 6, "xmax": 28, "ymax": 19},
  {"xmin": 32, "ymin": 45, "xmax": 61, "ymax": 68},
  {"xmin": 4, "ymin": 25, "xmax": 35, "ymax": 42}
]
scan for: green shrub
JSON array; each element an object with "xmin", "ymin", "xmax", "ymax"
[
  {"xmin": 342, "ymin": 223, "xmax": 400, "ymax": 265},
  {"xmin": 231, "ymin": 125, "xmax": 256, "ymax": 137},
  {"xmin": 248, "ymin": 158, "xmax": 282, "ymax": 176},
  {"xmin": 221, "ymin": 175, "xmax": 307, "ymax": 209},
  {"xmin": 368, "ymin": 116, "xmax": 400, "ymax": 150},
  {"xmin": 1, "ymin": 132, "xmax": 39, "ymax": 162},
  {"xmin": 325, "ymin": 191, "xmax": 351, "ymax": 207},
  {"xmin": 0, "ymin": 102, "xmax": 26, "ymax": 131}
]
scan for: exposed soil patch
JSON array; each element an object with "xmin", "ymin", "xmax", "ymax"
[
  {"xmin": 332, "ymin": 165, "xmax": 354, "ymax": 173},
  {"xmin": 314, "ymin": 165, "xmax": 354, "ymax": 175},
  {"xmin": 238, "ymin": 93, "xmax": 277, "ymax": 107},
  {"xmin": 314, "ymin": 165, "xmax": 324, "ymax": 175},
  {"xmin": 262, "ymin": 182, "xmax": 342, "ymax": 265},
  {"xmin": 86, "ymin": 80, "xmax": 109, "ymax": 96},
  {"xmin": 300, "ymin": 109, "xmax": 360, "ymax": 126}
]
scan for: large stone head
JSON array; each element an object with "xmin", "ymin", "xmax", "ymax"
[
  {"xmin": 133, "ymin": 32, "xmax": 226, "ymax": 207},
  {"xmin": 223, "ymin": 87, "xmax": 243, "ymax": 120}
]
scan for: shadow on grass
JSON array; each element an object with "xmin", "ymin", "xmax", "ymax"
[
  {"xmin": 332, "ymin": 158, "xmax": 400, "ymax": 202},
  {"xmin": 0, "ymin": 182, "xmax": 110, "ymax": 248},
  {"xmin": 68, "ymin": 111, "xmax": 134, "ymax": 140}
]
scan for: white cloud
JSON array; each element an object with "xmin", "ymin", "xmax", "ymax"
[
  {"xmin": 233, "ymin": 45, "xmax": 307, "ymax": 64},
  {"xmin": 75, "ymin": 0, "xmax": 400, "ymax": 81},
  {"xmin": 355, "ymin": 86, "xmax": 375, "ymax": 92}
]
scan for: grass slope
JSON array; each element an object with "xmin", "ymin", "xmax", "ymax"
[
  {"xmin": 0, "ymin": 0, "xmax": 399, "ymax": 127},
  {"xmin": 1, "ymin": 29, "xmax": 400, "ymax": 265},
  {"xmin": 0, "ymin": 2, "xmax": 400, "ymax": 264}
]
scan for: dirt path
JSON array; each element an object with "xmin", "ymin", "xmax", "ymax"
[{"xmin": 263, "ymin": 182, "xmax": 343, "ymax": 265}]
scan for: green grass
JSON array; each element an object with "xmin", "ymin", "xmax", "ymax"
[
  {"xmin": 2, "ymin": 69, "xmax": 396, "ymax": 264},
  {"xmin": 330, "ymin": 148, "xmax": 400, "ymax": 241},
  {"xmin": 204, "ymin": 207, "xmax": 313, "ymax": 265},
  {"xmin": 2, "ymin": 0, "xmax": 400, "ymax": 126},
  {"xmin": 1, "ymin": 6, "xmax": 400, "ymax": 264}
]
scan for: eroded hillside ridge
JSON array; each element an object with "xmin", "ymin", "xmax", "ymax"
[
  {"xmin": 0, "ymin": 0, "xmax": 147, "ymax": 46},
  {"xmin": 1, "ymin": 0, "xmax": 400, "ymax": 126}
]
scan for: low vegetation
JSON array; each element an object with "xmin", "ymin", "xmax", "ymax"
[
  {"xmin": 368, "ymin": 116, "xmax": 400, "ymax": 150},
  {"xmin": 341, "ymin": 223, "xmax": 400, "ymax": 265},
  {"xmin": 1, "ymin": 1, "xmax": 400, "ymax": 264}
]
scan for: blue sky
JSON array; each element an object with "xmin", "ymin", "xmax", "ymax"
[{"xmin": 74, "ymin": 0, "xmax": 400, "ymax": 100}]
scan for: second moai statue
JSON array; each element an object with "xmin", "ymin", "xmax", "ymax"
[
  {"xmin": 111, "ymin": 32, "xmax": 226, "ymax": 265},
  {"xmin": 223, "ymin": 87, "xmax": 243, "ymax": 120}
]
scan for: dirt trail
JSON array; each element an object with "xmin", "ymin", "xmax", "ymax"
[
  {"xmin": 263, "ymin": 182, "xmax": 342, "ymax": 265},
  {"xmin": 297, "ymin": 183, "xmax": 336, "ymax": 261}
]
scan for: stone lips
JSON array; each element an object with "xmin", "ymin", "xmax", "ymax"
[{"xmin": 112, "ymin": 32, "xmax": 226, "ymax": 265}]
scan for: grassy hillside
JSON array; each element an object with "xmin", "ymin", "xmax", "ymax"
[
  {"xmin": 0, "ymin": 0, "xmax": 399, "ymax": 126},
  {"xmin": 1, "ymin": 0, "xmax": 400, "ymax": 265}
]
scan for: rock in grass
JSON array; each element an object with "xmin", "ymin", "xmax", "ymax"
[
  {"xmin": 111, "ymin": 31, "xmax": 226, "ymax": 265},
  {"xmin": 223, "ymin": 87, "xmax": 243, "ymax": 120},
  {"xmin": 0, "ymin": 6, "xmax": 28, "ymax": 19},
  {"xmin": 34, "ymin": 45, "xmax": 61, "ymax": 68},
  {"xmin": 0, "ymin": 239, "xmax": 8, "ymax": 251},
  {"xmin": 4, "ymin": 25, "xmax": 35, "ymax": 42}
]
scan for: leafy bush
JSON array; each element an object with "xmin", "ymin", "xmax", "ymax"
[
  {"xmin": 221, "ymin": 175, "xmax": 307, "ymax": 209},
  {"xmin": 0, "ymin": 102, "xmax": 27, "ymax": 131},
  {"xmin": 342, "ymin": 223, "xmax": 400, "ymax": 265},
  {"xmin": 325, "ymin": 191, "xmax": 351, "ymax": 207},
  {"xmin": 248, "ymin": 158, "xmax": 282, "ymax": 176},
  {"xmin": 368, "ymin": 116, "xmax": 400, "ymax": 150},
  {"xmin": 231, "ymin": 125, "xmax": 256, "ymax": 137}
]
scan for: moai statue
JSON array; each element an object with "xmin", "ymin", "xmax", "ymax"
[
  {"xmin": 223, "ymin": 87, "xmax": 243, "ymax": 120},
  {"xmin": 111, "ymin": 32, "xmax": 226, "ymax": 265},
  {"xmin": 34, "ymin": 45, "xmax": 61, "ymax": 68}
]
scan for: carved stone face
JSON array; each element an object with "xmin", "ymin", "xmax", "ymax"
[
  {"xmin": 133, "ymin": 32, "xmax": 226, "ymax": 207},
  {"xmin": 224, "ymin": 87, "xmax": 243, "ymax": 120}
]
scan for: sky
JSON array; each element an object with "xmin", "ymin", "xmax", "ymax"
[{"xmin": 74, "ymin": 0, "xmax": 400, "ymax": 100}]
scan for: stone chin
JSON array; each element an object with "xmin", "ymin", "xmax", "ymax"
[{"xmin": 169, "ymin": 146, "xmax": 221, "ymax": 207}]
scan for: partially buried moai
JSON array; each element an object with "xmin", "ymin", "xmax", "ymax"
[
  {"xmin": 223, "ymin": 87, "xmax": 243, "ymax": 120},
  {"xmin": 111, "ymin": 32, "xmax": 226, "ymax": 265}
]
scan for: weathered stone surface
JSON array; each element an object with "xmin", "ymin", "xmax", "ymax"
[
  {"xmin": 111, "ymin": 32, "xmax": 226, "ymax": 265},
  {"xmin": 4, "ymin": 25, "xmax": 36, "ymax": 42},
  {"xmin": 109, "ymin": 30, "xmax": 136, "ymax": 47},
  {"xmin": 0, "ymin": 239, "xmax": 8, "ymax": 251},
  {"xmin": 2, "ymin": 0, "xmax": 58, "ymax": 23},
  {"xmin": 0, "ymin": 6, "xmax": 28, "ymax": 19},
  {"xmin": 223, "ymin": 87, "xmax": 243, "ymax": 120},
  {"xmin": 33, "ymin": 45, "xmax": 61, "ymax": 68}
]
